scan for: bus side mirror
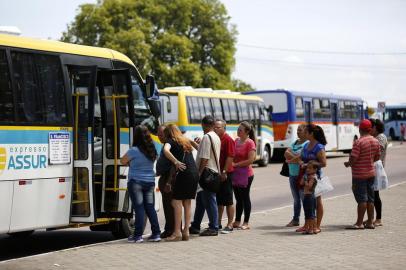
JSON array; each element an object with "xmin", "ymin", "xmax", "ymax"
[
  {"xmin": 145, "ymin": 75, "xmax": 156, "ymax": 98},
  {"xmin": 148, "ymin": 99, "xmax": 161, "ymax": 119},
  {"xmin": 166, "ymin": 101, "xmax": 172, "ymax": 113},
  {"xmin": 267, "ymin": 105, "xmax": 273, "ymax": 120}
]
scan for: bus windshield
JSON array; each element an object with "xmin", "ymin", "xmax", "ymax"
[{"xmin": 259, "ymin": 92, "xmax": 288, "ymax": 113}]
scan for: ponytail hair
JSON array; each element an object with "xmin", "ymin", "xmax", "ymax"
[
  {"xmin": 240, "ymin": 121, "xmax": 256, "ymax": 143},
  {"xmin": 306, "ymin": 124, "xmax": 327, "ymax": 145}
]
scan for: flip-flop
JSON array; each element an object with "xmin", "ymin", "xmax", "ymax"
[
  {"xmin": 313, "ymin": 228, "xmax": 321, "ymax": 234},
  {"xmin": 365, "ymin": 224, "xmax": 375, "ymax": 229},
  {"xmin": 345, "ymin": 224, "xmax": 365, "ymax": 230},
  {"xmin": 240, "ymin": 225, "xmax": 250, "ymax": 230}
]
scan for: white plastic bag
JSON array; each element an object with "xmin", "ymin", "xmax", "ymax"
[
  {"xmin": 314, "ymin": 176, "xmax": 334, "ymax": 197},
  {"xmin": 374, "ymin": 160, "xmax": 388, "ymax": 191}
]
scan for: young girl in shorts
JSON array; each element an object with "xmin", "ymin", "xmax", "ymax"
[{"xmin": 300, "ymin": 161, "xmax": 318, "ymax": 234}]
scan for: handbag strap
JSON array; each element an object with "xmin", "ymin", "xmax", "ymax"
[{"xmin": 207, "ymin": 133, "xmax": 220, "ymax": 173}]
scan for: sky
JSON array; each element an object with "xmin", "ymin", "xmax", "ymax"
[{"xmin": 1, "ymin": 0, "xmax": 406, "ymax": 107}]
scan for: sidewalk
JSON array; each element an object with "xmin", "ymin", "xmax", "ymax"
[{"xmin": 2, "ymin": 183, "xmax": 406, "ymax": 270}]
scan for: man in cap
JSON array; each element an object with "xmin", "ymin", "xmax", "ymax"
[{"xmin": 344, "ymin": 119, "xmax": 380, "ymax": 229}]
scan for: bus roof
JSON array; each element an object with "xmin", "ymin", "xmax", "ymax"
[
  {"xmin": 0, "ymin": 34, "xmax": 134, "ymax": 66},
  {"xmin": 160, "ymin": 89, "xmax": 263, "ymax": 101},
  {"xmin": 385, "ymin": 104, "xmax": 406, "ymax": 109},
  {"xmin": 245, "ymin": 89, "xmax": 363, "ymax": 102}
]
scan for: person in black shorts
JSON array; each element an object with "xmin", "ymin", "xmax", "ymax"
[{"xmin": 214, "ymin": 119, "xmax": 235, "ymax": 234}]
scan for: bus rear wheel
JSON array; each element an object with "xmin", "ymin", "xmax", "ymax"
[{"xmin": 258, "ymin": 146, "xmax": 270, "ymax": 167}]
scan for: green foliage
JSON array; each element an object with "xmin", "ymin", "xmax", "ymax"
[{"xmin": 62, "ymin": 0, "xmax": 251, "ymax": 89}]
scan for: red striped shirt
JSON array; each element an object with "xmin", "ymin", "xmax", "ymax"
[{"xmin": 351, "ymin": 135, "xmax": 380, "ymax": 179}]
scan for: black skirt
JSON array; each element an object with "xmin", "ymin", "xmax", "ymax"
[{"xmin": 172, "ymin": 152, "xmax": 199, "ymax": 200}]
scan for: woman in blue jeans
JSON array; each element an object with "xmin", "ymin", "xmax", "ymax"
[
  {"xmin": 121, "ymin": 125, "xmax": 161, "ymax": 243},
  {"xmin": 284, "ymin": 124, "xmax": 307, "ymax": 227}
]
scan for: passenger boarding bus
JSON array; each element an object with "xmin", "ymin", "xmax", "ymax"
[
  {"xmin": 159, "ymin": 87, "xmax": 274, "ymax": 166},
  {"xmin": 244, "ymin": 90, "xmax": 364, "ymax": 159},
  {"xmin": 383, "ymin": 105, "xmax": 406, "ymax": 140},
  {"xmin": 0, "ymin": 34, "xmax": 161, "ymax": 237}
]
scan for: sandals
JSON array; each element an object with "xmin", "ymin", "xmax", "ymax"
[
  {"xmin": 165, "ymin": 234, "xmax": 182, "ymax": 242},
  {"xmin": 232, "ymin": 222, "xmax": 241, "ymax": 229},
  {"xmin": 345, "ymin": 224, "xmax": 365, "ymax": 230},
  {"xmin": 240, "ymin": 225, "xmax": 250, "ymax": 230},
  {"xmin": 286, "ymin": 220, "xmax": 300, "ymax": 227}
]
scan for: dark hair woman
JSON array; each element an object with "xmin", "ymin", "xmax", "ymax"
[
  {"xmin": 120, "ymin": 125, "xmax": 161, "ymax": 243},
  {"xmin": 232, "ymin": 121, "xmax": 256, "ymax": 230},
  {"xmin": 370, "ymin": 118, "xmax": 388, "ymax": 227},
  {"xmin": 162, "ymin": 124, "xmax": 199, "ymax": 241},
  {"xmin": 297, "ymin": 124, "xmax": 327, "ymax": 234}
]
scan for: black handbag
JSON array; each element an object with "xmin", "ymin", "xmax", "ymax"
[
  {"xmin": 199, "ymin": 134, "xmax": 221, "ymax": 193},
  {"xmin": 280, "ymin": 161, "xmax": 290, "ymax": 177}
]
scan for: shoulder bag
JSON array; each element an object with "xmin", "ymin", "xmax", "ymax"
[{"xmin": 199, "ymin": 134, "xmax": 221, "ymax": 193}]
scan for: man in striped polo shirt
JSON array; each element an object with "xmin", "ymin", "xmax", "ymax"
[{"xmin": 344, "ymin": 119, "xmax": 380, "ymax": 229}]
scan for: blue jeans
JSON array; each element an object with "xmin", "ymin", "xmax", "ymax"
[
  {"xmin": 289, "ymin": 175, "xmax": 302, "ymax": 222},
  {"xmin": 191, "ymin": 190, "xmax": 219, "ymax": 231},
  {"xmin": 128, "ymin": 180, "xmax": 160, "ymax": 237}
]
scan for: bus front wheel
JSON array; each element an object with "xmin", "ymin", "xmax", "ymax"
[{"xmin": 258, "ymin": 146, "xmax": 270, "ymax": 167}]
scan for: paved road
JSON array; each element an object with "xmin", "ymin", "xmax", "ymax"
[{"xmin": 1, "ymin": 142, "xmax": 405, "ymax": 262}]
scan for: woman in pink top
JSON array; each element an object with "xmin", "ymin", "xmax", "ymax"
[{"xmin": 232, "ymin": 121, "xmax": 256, "ymax": 230}]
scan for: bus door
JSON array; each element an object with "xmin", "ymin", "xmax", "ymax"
[
  {"xmin": 70, "ymin": 66, "xmax": 97, "ymax": 223},
  {"xmin": 330, "ymin": 101, "xmax": 339, "ymax": 150},
  {"xmin": 248, "ymin": 103, "xmax": 261, "ymax": 156},
  {"xmin": 98, "ymin": 69, "xmax": 134, "ymax": 216},
  {"xmin": 304, "ymin": 100, "xmax": 312, "ymax": 124}
]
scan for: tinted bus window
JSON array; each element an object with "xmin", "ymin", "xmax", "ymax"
[
  {"xmin": 36, "ymin": 54, "xmax": 68, "ymax": 124},
  {"xmin": 211, "ymin": 98, "xmax": 223, "ymax": 119},
  {"xmin": 221, "ymin": 99, "xmax": 231, "ymax": 122},
  {"xmin": 202, "ymin": 97, "xmax": 212, "ymax": 117},
  {"xmin": 295, "ymin": 97, "xmax": 304, "ymax": 118},
  {"xmin": 228, "ymin": 99, "xmax": 238, "ymax": 123},
  {"xmin": 238, "ymin": 100, "xmax": 249, "ymax": 121},
  {"xmin": 12, "ymin": 52, "xmax": 43, "ymax": 124},
  {"xmin": 0, "ymin": 50, "xmax": 14, "ymax": 122},
  {"xmin": 187, "ymin": 96, "xmax": 201, "ymax": 124}
]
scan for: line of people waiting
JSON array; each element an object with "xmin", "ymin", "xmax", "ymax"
[{"xmin": 121, "ymin": 115, "xmax": 256, "ymax": 243}]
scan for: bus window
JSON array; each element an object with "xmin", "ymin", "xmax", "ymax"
[
  {"xmin": 211, "ymin": 98, "xmax": 223, "ymax": 120},
  {"xmin": 0, "ymin": 50, "xmax": 14, "ymax": 122},
  {"xmin": 36, "ymin": 54, "xmax": 68, "ymax": 125},
  {"xmin": 313, "ymin": 98, "xmax": 331, "ymax": 120},
  {"xmin": 187, "ymin": 96, "xmax": 201, "ymax": 124},
  {"xmin": 11, "ymin": 52, "xmax": 68, "ymax": 125},
  {"xmin": 197, "ymin": 97, "xmax": 207, "ymax": 117},
  {"xmin": 221, "ymin": 99, "xmax": 231, "ymax": 122},
  {"xmin": 11, "ymin": 52, "xmax": 43, "ymax": 124},
  {"xmin": 295, "ymin": 97, "xmax": 304, "ymax": 118},
  {"xmin": 228, "ymin": 99, "xmax": 239, "ymax": 123},
  {"xmin": 238, "ymin": 100, "xmax": 249, "ymax": 121},
  {"xmin": 202, "ymin": 97, "xmax": 212, "ymax": 117}
]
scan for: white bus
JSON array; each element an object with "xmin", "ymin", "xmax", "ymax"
[
  {"xmin": 245, "ymin": 90, "xmax": 365, "ymax": 159},
  {"xmin": 0, "ymin": 34, "xmax": 161, "ymax": 237},
  {"xmin": 383, "ymin": 105, "xmax": 406, "ymax": 140}
]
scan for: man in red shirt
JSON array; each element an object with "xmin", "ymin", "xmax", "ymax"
[
  {"xmin": 214, "ymin": 119, "xmax": 235, "ymax": 233},
  {"xmin": 344, "ymin": 119, "xmax": 380, "ymax": 229}
]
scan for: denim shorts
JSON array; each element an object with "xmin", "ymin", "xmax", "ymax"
[{"xmin": 352, "ymin": 177, "xmax": 375, "ymax": 203}]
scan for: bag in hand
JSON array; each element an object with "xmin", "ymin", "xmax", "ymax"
[
  {"xmin": 280, "ymin": 161, "xmax": 290, "ymax": 177},
  {"xmin": 373, "ymin": 160, "xmax": 388, "ymax": 190},
  {"xmin": 198, "ymin": 134, "xmax": 221, "ymax": 193},
  {"xmin": 314, "ymin": 176, "xmax": 334, "ymax": 197}
]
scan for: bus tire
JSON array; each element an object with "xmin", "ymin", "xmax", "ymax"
[
  {"xmin": 258, "ymin": 146, "xmax": 270, "ymax": 167},
  {"xmin": 8, "ymin": 230, "xmax": 35, "ymax": 238},
  {"xmin": 110, "ymin": 214, "xmax": 147, "ymax": 239},
  {"xmin": 89, "ymin": 224, "xmax": 111, "ymax": 232}
]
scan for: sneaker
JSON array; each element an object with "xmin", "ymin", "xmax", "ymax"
[
  {"xmin": 199, "ymin": 229, "xmax": 218, "ymax": 236},
  {"xmin": 189, "ymin": 226, "xmax": 200, "ymax": 235},
  {"xmin": 147, "ymin": 234, "xmax": 161, "ymax": 242},
  {"xmin": 221, "ymin": 226, "xmax": 233, "ymax": 234},
  {"xmin": 218, "ymin": 225, "xmax": 223, "ymax": 230},
  {"xmin": 128, "ymin": 235, "xmax": 143, "ymax": 243}
]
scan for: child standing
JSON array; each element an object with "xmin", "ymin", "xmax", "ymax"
[{"xmin": 300, "ymin": 160, "xmax": 318, "ymax": 234}]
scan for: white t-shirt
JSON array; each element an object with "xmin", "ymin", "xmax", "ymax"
[{"xmin": 195, "ymin": 131, "xmax": 221, "ymax": 173}]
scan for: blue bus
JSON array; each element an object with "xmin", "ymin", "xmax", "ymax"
[
  {"xmin": 383, "ymin": 105, "xmax": 406, "ymax": 140},
  {"xmin": 245, "ymin": 89, "xmax": 364, "ymax": 158}
]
